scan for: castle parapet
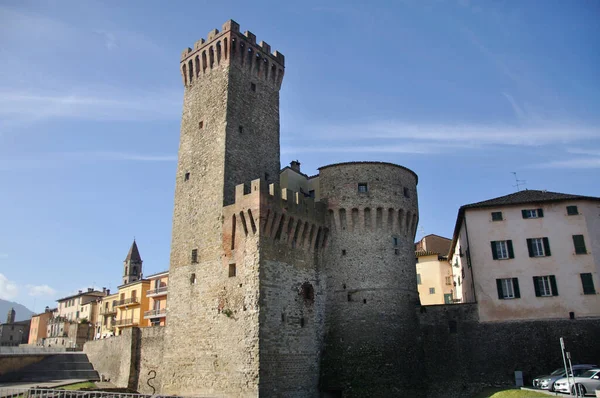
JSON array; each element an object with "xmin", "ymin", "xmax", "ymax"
[
  {"xmin": 224, "ymin": 178, "xmax": 328, "ymax": 255},
  {"xmin": 180, "ymin": 19, "xmax": 285, "ymax": 89}
]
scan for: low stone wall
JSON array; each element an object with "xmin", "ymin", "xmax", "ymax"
[
  {"xmin": 136, "ymin": 327, "xmax": 165, "ymax": 394},
  {"xmin": 420, "ymin": 304, "xmax": 600, "ymax": 398},
  {"xmin": 84, "ymin": 328, "xmax": 138, "ymax": 388},
  {"xmin": 0, "ymin": 355, "xmax": 46, "ymax": 376}
]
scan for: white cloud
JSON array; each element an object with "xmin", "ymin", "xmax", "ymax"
[
  {"xmin": 567, "ymin": 148, "xmax": 600, "ymax": 157},
  {"xmin": 64, "ymin": 152, "xmax": 177, "ymax": 162},
  {"xmin": 0, "ymin": 274, "xmax": 19, "ymax": 300},
  {"xmin": 530, "ymin": 158, "xmax": 600, "ymax": 169},
  {"xmin": 27, "ymin": 284, "xmax": 57, "ymax": 297}
]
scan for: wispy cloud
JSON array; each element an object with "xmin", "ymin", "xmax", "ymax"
[
  {"xmin": 0, "ymin": 273, "xmax": 19, "ymax": 300},
  {"xmin": 68, "ymin": 152, "xmax": 177, "ymax": 162},
  {"xmin": 94, "ymin": 30, "xmax": 117, "ymax": 50},
  {"xmin": 27, "ymin": 284, "xmax": 57, "ymax": 297},
  {"xmin": 529, "ymin": 147, "xmax": 600, "ymax": 169},
  {"xmin": 567, "ymin": 148, "xmax": 600, "ymax": 157}
]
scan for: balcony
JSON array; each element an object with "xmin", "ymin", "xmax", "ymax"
[
  {"xmin": 147, "ymin": 286, "xmax": 168, "ymax": 297},
  {"xmin": 114, "ymin": 318, "xmax": 138, "ymax": 327},
  {"xmin": 99, "ymin": 307, "xmax": 117, "ymax": 316},
  {"xmin": 115, "ymin": 297, "xmax": 139, "ymax": 307},
  {"xmin": 144, "ymin": 308, "xmax": 167, "ymax": 319}
]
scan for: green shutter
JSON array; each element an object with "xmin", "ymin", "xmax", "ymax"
[
  {"xmin": 512, "ymin": 278, "xmax": 520, "ymax": 298},
  {"xmin": 550, "ymin": 275, "xmax": 558, "ymax": 296},
  {"xmin": 527, "ymin": 239, "xmax": 534, "ymax": 257},
  {"xmin": 533, "ymin": 277, "xmax": 541, "ymax": 297},
  {"xmin": 581, "ymin": 273, "xmax": 596, "ymax": 295},
  {"xmin": 491, "ymin": 241, "xmax": 498, "ymax": 260},
  {"xmin": 573, "ymin": 235, "xmax": 587, "ymax": 254},
  {"xmin": 537, "ymin": 208, "xmax": 544, "ymax": 217},
  {"xmin": 522, "ymin": 210, "xmax": 528, "ymax": 219},
  {"xmin": 496, "ymin": 279, "xmax": 504, "ymax": 299},
  {"xmin": 507, "ymin": 240, "xmax": 515, "ymax": 259},
  {"xmin": 543, "ymin": 237, "xmax": 551, "ymax": 256}
]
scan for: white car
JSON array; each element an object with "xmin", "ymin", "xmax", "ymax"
[{"xmin": 553, "ymin": 368, "xmax": 600, "ymax": 396}]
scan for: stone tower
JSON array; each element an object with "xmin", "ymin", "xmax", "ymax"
[
  {"xmin": 319, "ymin": 162, "xmax": 424, "ymax": 397},
  {"xmin": 6, "ymin": 308, "xmax": 15, "ymax": 324},
  {"xmin": 123, "ymin": 240, "xmax": 142, "ymax": 284},
  {"xmin": 162, "ymin": 20, "xmax": 285, "ymax": 396}
]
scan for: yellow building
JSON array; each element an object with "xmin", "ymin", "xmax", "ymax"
[
  {"xmin": 99, "ymin": 292, "xmax": 118, "ymax": 338},
  {"xmin": 115, "ymin": 280, "xmax": 150, "ymax": 335},
  {"xmin": 144, "ymin": 271, "xmax": 168, "ymax": 327},
  {"xmin": 415, "ymin": 235, "xmax": 454, "ymax": 305}
]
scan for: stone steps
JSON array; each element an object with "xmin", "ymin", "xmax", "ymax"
[{"xmin": 0, "ymin": 354, "xmax": 100, "ymax": 382}]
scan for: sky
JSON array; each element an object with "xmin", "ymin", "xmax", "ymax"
[{"xmin": 0, "ymin": 0, "xmax": 599, "ymax": 312}]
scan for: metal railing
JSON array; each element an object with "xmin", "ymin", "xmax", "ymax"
[
  {"xmin": 115, "ymin": 297, "xmax": 139, "ymax": 307},
  {"xmin": 0, "ymin": 387, "xmax": 212, "ymax": 398},
  {"xmin": 99, "ymin": 307, "xmax": 117, "ymax": 315},
  {"xmin": 147, "ymin": 286, "xmax": 168, "ymax": 296},
  {"xmin": 143, "ymin": 308, "xmax": 167, "ymax": 318},
  {"xmin": 114, "ymin": 318, "xmax": 137, "ymax": 327}
]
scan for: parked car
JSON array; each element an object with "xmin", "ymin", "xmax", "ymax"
[
  {"xmin": 532, "ymin": 364, "xmax": 598, "ymax": 391},
  {"xmin": 553, "ymin": 368, "xmax": 600, "ymax": 396}
]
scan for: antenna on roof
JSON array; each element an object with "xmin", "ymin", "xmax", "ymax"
[{"xmin": 512, "ymin": 172, "xmax": 526, "ymax": 192}]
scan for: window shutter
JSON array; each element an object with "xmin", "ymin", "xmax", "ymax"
[
  {"xmin": 550, "ymin": 275, "xmax": 558, "ymax": 296},
  {"xmin": 521, "ymin": 210, "xmax": 528, "ymax": 219},
  {"xmin": 543, "ymin": 237, "xmax": 551, "ymax": 256},
  {"xmin": 580, "ymin": 273, "xmax": 596, "ymax": 295},
  {"xmin": 526, "ymin": 239, "xmax": 534, "ymax": 257},
  {"xmin": 537, "ymin": 208, "xmax": 544, "ymax": 217},
  {"xmin": 512, "ymin": 278, "xmax": 520, "ymax": 298},
  {"xmin": 496, "ymin": 279, "xmax": 504, "ymax": 299},
  {"xmin": 533, "ymin": 277, "xmax": 541, "ymax": 297},
  {"xmin": 491, "ymin": 241, "xmax": 498, "ymax": 260},
  {"xmin": 507, "ymin": 240, "xmax": 515, "ymax": 259},
  {"xmin": 573, "ymin": 235, "xmax": 587, "ymax": 254}
]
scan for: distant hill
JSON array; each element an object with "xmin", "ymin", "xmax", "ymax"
[{"xmin": 0, "ymin": 299, "xmax": 34, "ymax": 322}]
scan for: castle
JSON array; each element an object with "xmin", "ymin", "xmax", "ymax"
[
  {"xmin": 163, "ymin": 19, "xmax": 422, "ymax": 397},
  {"xmin": 83, "ymin": 19, "xmax": 600, "ymax": 398}
]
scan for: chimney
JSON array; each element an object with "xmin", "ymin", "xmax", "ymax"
[
  {"xmin": 290, "ymin": 160, "xmax": 301, "ymax": 172},
  {"xmin": 102, "ymin": 287, "xmax": 106, "ymax": 293},
  {"xmin": 88, "ymin": 288, "xmax": 93, "ymax": 292},
  {"xmin": 106, "ymin": 289, "xmax": 110, "ymax": 295},
  {"xmin": 78, "ymin": 290, "xmax": 82, "ymax": 294}
]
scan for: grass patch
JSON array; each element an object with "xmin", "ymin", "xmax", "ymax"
[
  {"xmin": 58, "ymin": 382, "xmax": 97, "ymax": 390},
  {"xmin": 473, "ymin": 387, "xmax": 550, "ymax": 398}
]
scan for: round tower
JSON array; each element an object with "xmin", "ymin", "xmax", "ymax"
[{"xmin": 318, "ymin": 162, "xmax": 423, "ymax": 397}]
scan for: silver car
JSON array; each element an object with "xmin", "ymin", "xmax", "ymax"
[
  {"xmin": 553, "ymin": 368, "xmax": 600, "ymax": 396},
  {"xmin": 532, "ymin": 364, "xmax": 597, "ymax": 391}
]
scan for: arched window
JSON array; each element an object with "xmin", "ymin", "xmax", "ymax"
[{"xmin": 300, "ymin": 282, "xmax": 315, "ymax": 303}]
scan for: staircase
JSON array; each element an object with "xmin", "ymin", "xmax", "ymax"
[{"xmin": 0, "ymin": 353, "xmax": 100, "ymax": 382}]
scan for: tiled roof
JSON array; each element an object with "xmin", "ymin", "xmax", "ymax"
[
  {"xmin": 125, "ymin": 240, "xmax": 142, "ymax": 263},
  {"xmin": 462, "ymin": 190, "xmax": 600, "ymax": 209}
]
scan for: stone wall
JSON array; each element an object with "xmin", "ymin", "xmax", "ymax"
[
  {"xmin": 420, "ymin": 303, "xmax": 600, "ymax": 398},
  {"xmin": 84, "ymin": 328, "xmax": 139, "ymax": 388},
  {"xmin": 137, "ymin": 327, "xmax": 165, "ymax": 394},
  {"xmin": 0, "ymin": 354, "xmax": 45, "ymax": 376}
]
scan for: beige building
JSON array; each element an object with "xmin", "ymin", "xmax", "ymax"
[
  {"xmin": 144, "ymin": 271, "xmax": 168, "ymax": 327},
  {"xmin": 280, "ymin": 161, "xmax": 320, "ymax": 200},
  {"xmin": 449, "ymin": 190, "xmax": 600, "ymax": 322},
  {"xmin": 56, "ymin": 288, "xmax": 107, "ymax": 322},
  {"xmin": 415, "ymin": 235, "xmax": 454, "ymax": 305},
  {"xmin": 99, "ymin": 292, "xmax": 118, "ymax": 338}
]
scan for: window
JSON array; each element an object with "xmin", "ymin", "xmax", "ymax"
[
  {"xmin": 566, "ymin": 205, "xmax": 579, "ymax": 215},
  {"xmin": 533, "ymin": 275, "xmax": 558, "ymax": 297},
  {"xmin": 429, "ymin": 287, "xmax": 435, "ymax": 294},
  {"xmin": 238, "ymin": 125, "xmax": 244, "ymax": 134},
  {"xmin": 522, "ymin": 208, "xmax": 544, "ymax": 219},
  {"xmin": 491, "ymin": 240, "xmax": 514, "ymax": 260},
  {"xmin": 580, "ymin": 273, "xmax": 596, "ymax": 295},
  {"xmin": 342, "ymin": 249, "xmax": 346, "ymax": 256},
  {"xmin": 309, "ymin": 190, "xmax": 315, "ymax": 198},
  {"xmin": 394, "ymin": 249, "xmax": 399, "ymax": 255},
  {"xmin": 184, "ymin": 172, "xmax": 190, "ymax": 181},
  {"xmin": 527, "ymin": 237, "xmax": 551, "ymax": 257},
  {"xmin": 151, "ymin": 319, "xmax": 161, "ymax": 326},
  {"xmin": 417, "ymin": 274, "xmax": 422, "ymax": 285},
  {"xmin": 445, "ymin": 276, "xmax": 452, "ymax": 285},
  {"xmin": 392, "ymin": 237, "xmax": 398, "ymax": 246},
  {"xmin": 250, "ymin": 82, "xmax": 256, "ymax": 91},
  {"xmin": 199, "ymin": 120, "xmax": 204, "ymax": 129},
  {"xmin": 190, "ymin": 273, "xmax": 196, "ymax": 285},
  {"xmin": 358, "ymin": 183, "xmax": 368, "ymax": 193},
  {"xmin": 191, "ymin": 249, "xmax": 198, "ymax": 263},
  {"xmin": 403, "ymin": 187, "xmax": 410, "ymax": 198},
  {"xmin": 228, "ymin": 263, "xmax": 236, "ymax": 277},
  {"xmin": 491, "ymin": 211, "xmax": 503, "ymax": 221},
  {"xmin": 572, "ymin": 235, "xmax": 587, "ymax": 254},
  {"xmin": 496, "ymin": 278, "xmax": 520, "ymax": 299}
]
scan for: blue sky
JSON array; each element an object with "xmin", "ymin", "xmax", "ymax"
[{"xmin": 1, "ymin": 0, "xmax": 599, "ymax": 312}]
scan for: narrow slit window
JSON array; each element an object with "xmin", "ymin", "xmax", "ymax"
[
  {"xmin": 184, "ymin": 172, "xmax": 190, "ymax": 181},
  {"xmin": 199, "ymin": 121, "xmax": 204, "ymax": 129},
  {"xmin": 191, "ymin": 249, "xmax": 198, "ymax": 264},
  {"xmin": 190, "ymin": 273, "xmax": 196, "ymax": 285},
  {"xmin": 251, "ymin": 82, "xmax": 256, "ymax": 91},
  {"xmin": 228, "ymin": 263, "xmax": 236, "ymax": 277},
  {"xmin": 239, "ymin": 125, "xmax": 244, "ymax": 134}
]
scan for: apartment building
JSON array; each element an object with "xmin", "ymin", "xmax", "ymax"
[
  {"xmin": 415, "ymin": 235, "xmax": 454, "ymax": 305},
  {"xmin": 449, "ymin": 190, "xmax": 600, "ymax": 322},
  {"xmin": 56, "ymin": 288, "xmax": 107, "ymax": 322},
  {"xmin": 115, "ymin": 279, "xmax": 150, "ymax": 334},
  {"xmin": 144, "ymin": 271, "xmax": 168, "ymax": 327},
  {"xmin": 28, "ymin": 307, "xmax": 54, "ymax": 345},
  {"xmin": 98, "ymin": 292, "xmax": 118, "ymax": 338}
]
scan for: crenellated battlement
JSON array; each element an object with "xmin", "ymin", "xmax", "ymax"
[
  {"xmin": 180, "ymin": 20, "xmax": 285, "ymax": 88},
  {"xmin": 222, "ymin": 178, "xmax": 328, "ymax": 255}
]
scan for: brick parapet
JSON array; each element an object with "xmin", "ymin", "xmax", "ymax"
[{"xmin": 180, "ymin": 20, "xmax": 284, "ymax": 89}]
